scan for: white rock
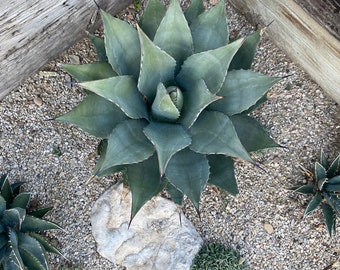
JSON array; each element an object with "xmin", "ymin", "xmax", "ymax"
[{"xmin": 91, "ymin": 183, "xmax": 203, "ymax": 270}]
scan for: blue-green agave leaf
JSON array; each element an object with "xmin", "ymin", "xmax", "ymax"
[
  {"xmin": 101, "ymin": 10, "xmax": 140, "ymax": 77},
  {"xmin": 0, "ymin": 196, "xmax": 6, "ymax": 215},
  {"xmin": 0, "ymin": 234, "xmax": 6, "ymax": 250},
  {"xmin": 318, "ymin": 178, "xmax": 328, "ymax": 191},
  {"xmin": 230, "ymin": 115, "xmax": 279, "ymax": 152},
  {"xmin": 0, "ymin": 174, "xmax": 6, "ymax": 187},
  {"xmin": 166, "ymin": 181, "xmax": 184, "ymax": 206},
  {"xmin": 30, "ymin": 233, "xmax": 62, "ymax": 256},
  {"xmin": 184, "ymin": 0, "xmax": 204, "ymax": 25},
  {"xmin": 324, "ymin": 182, "xmax": 340, "ymax": 192},
  {"xmin": 290, "ymin": 184, "xmax": 315, "ymax": 194},
  {"xmin": 151, "ymin": 83, "xmax": 180, "ymax": 122},
  {"xmin": 143, "ymin": 121, "xmax": 191, "ymax": 176},
  {"xmin": 1, "ymin": 177, "xmax": 13, "ymax": 203},
  {"xmin": 62, "ymin": 62, "xmax": 116, "ymax": 82},
  {"xmin": 10, "ymin": 192, "xmax": 30, "ymax": 209},
  {"xmin": 190, "ymin": 111, "xmax": 253, "ymax": 163},
  {"xmin": 21, "ymin": 216, "xmax": 62, "ymax": 232},
  {"xmin": 166, "ymin": 148, "xmax": 209, "ymax": 210},
  {"xmin": 28, "ymin": 207, "xmax": 52, "ymax": 219},
  {"xmin": 320, "ymin": 149, "xmax": 328, "ymax": 169},
  {"xmin": 327, "ymin": 154, "xmax": 340, "ymax": 178},
  {"xmin": 98, "ymin": 120, "xmax": 155, "ymax": 173},
  {"xmin": 229, "ymin": 29, "xmax": 261, "ymax": 70},
  {"xmin": 153, "ymin": 0, "xmax": 193, "ymax": 71},
  {"xmin": 179, "ymin": 79, "xmax": 221, "ymax": 128},
  {"xmin": 137, "ymin": 26, "xmax": 176, "ymax": 101},
  {"xmin": 126, "ymin": 154, "xmax": 164, "ymax": 222},
  {"xmin": 209, "ymin": 70, "xmax": 280, "ymax": 115},
  {"xmin": 79, "ymin": 76, "xmax": 148, "ymax": 120},
  {"xmin": 190, "ymin": 0, "xmax": 228, "ymax": 53},
  {"xmin": 7, "ymin": 229, "xmax": 24, "ymax": 270},
  {"xmin": 89, "ymin": 34, "xmax": 108, "ymax": 62},
  {"xmin": 323, "ymin": 192, "xmax": 340, "ymax": 215},
  {"xmin": 139, "ymin": 0, "xmax": 166, "ymax": 39},
  {"xmin": 93, "ymin": 140, "xmax": 126, "ymax": 177},
  {"xmin": 56, "ymin": 94, "xmax": 128, "ymax": 138},
  {"xmin": 18, "ymin": 233, "xmax": 48, "ymax": 270},
  {"xmin": 328, "ymin": 175, "xmax": 340, "ymax": 185},
  {"xmin": 322, "ymin": 203, "xmax": 336, "ymax": 237},
  {"xmin": 207, "ymin": 155, "xmax": 238, "ymax": 195},
  {"xmin": 304, "ymin": 192, "xmax": 322, "ymax": 216},
  {"xmin": 315, "ymin": 162, "xmax": 327, "ymax": 181},
  {"xmin": 177, "ymin": 38, "xmax": 244, "ymax": 94},
  {"xmin": 3, "ymin": 208, "xmax": 26, "ymax": 228}
]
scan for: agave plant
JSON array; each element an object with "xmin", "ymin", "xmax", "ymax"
[
  {"xmin": 290, "ymin": 150, "xmax": 340, "ymax": 236},
  {"xmin": 0, "ymin": 174, "xmax": 62, "ymax": 270},
  {"xmin": 57, "ymin": 0, "xmax": 280, "ymax": 222}
]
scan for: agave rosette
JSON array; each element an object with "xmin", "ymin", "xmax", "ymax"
[{"xmin": 58, "ymin": 0, "xmax": 280, "ymax": 220}]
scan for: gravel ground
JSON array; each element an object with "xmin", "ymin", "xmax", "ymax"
[{"xmin": 0, "ymin": 1, "xmax": 339, "ymax": 269}]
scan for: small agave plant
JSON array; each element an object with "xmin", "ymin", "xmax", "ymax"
[
  {"xmin": 290, "ymin": 150, "xmax": 340, "ymax": 236},
  {"xmin": 0, "ymin": 174, "xmax": 62, "ymax": 270},
  {"xmin": 57, "ymin": 0, "xmax": 280, "ymax": 222}
]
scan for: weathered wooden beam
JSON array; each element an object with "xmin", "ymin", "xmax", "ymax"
[
  {"xmin": 0, "ymin": 0, "xmax": 133, "ymax": 100},
  {"xmin": 228, "ymin": 0, "xmax": 340, "ymax": 104}
]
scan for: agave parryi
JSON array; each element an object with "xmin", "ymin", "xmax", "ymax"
[
  {"xmin": 291, "ymin": 150, "xmax": 340, "ymax": 236},
  {"xmin": 0, "ymin": 174, "xmax": 62, "ymax": 270},
  {"xmin": 57, "ymin": 0, "xmax": 280, "ymax": 222}
]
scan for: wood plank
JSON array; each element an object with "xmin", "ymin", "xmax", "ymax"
[
  {"xmin": 228, "ymin": 0, "xmax": 340, "ymax": 104},
  {"xmin": 0, "ymin": 0, "xmax": 132, "ymax": 99},
  {"xmin": 294, "ymin": 0, "xmax": 340, "ymax": 40}
]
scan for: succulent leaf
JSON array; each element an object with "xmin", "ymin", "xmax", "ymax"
[
  {"xmin": 101, "ymin": 10, "xmax": 141, "ymax": 77},
  {"xmin": 137, "ymin": 25, "xmax": 176, "ymax": 100},
  {"xmin": 29, "ymin": 233, "xmax": 62, "ymax": 256},
  {"xmin": 3, "ymin": 208, "xmax": 26, "ymax": 229},
  {"xmin": 304, "ymin": 192, "xmax": 322, "ymax": 216},
  {"xmin": 315, "ymin": 162, "xmax": 327, "ymax": 181},
  {"xmin": 151, "ymin": 83, "xmax": 180, "ymax": 122},
  {"xmin": 328, "ymin": 175, "xmax": 340, "ymax": 185},
  {"xmin": 184, "ymin": 0, "xmax": 204, "ymax": 25},
  {"xmin": 324, "ymin": 182, "xmax": 340, "ymax": 192},
  {"xmin": 209, "ymin": 70, "xmax": 280, "ymax": 115},
  {"xmin": 143, "ymin": 121, "xmax": 191, "ymax": 176},
  {"xmin": 180, "ymin": 79, "xmax": 221, "ymax": 128},
  {"xmin": 165, "ymin": 148, "xmax": 209, "ymax": 210},
  {"xmin": 190, "ymin": 111, "xmax": 253, "ymax": 163},
  {"xmin": 320, "ymin": 149, "xmax": 328, "ymax": 169},
  {"xmin": 18, "ymin": 233, "xmax": 49, "ymax": 270},
  {"xmin": 126, "ymin": 154, "xmax": 164, "ymax": 222},
  {"xmin": 20, "ymin": 216, "xmax": 61, "ymax": 232},
  {"xmin": 327, "ymin": 154, "xmax": 340, "ymax": 178},
  {"xmin": 229, "ymin": 29, "xmax": 261, "ymax": 70},
  {"xmin": 165, "ymin": 181, "xmax": 184, "ymax": 206},
  {"xmin": 190, "ymin": 0, "xmax": 228, "ymax": 53},
  {"xmin": 97, "ymin": 120, "xmax": 155, "ymax": 174},
  {"xmin": 207, "ymin": 155, "xmax": 238, "ymax": 195},
  {"xmin": 177, "ymin": 38, "xmax": 244, "ymax": 94},
  {"xmin": 7, "ymin": 229, "xmax": 24, "ymax": 270},
  {"xmin": 0, "ymin": 196, "xmax": 6, "ymax": 215},
  {"xmin": 153, "ymin": 0, "xmax": 193, "ymax": 70},
  {"xmin": 27, "ymin": 207, "xmax": 53, "ymax": 219},
  {"xmin": 322, "ymin": 203, "xmax": 336, "ymax": 237},
  {"xmin": 230, "ymin": 115, "xmax": 279, "ymax": 152},
  {"xmin": 79, "ymin": 76, "xmax": 148, "ymax": 120},
  {"xmin": 291, "ymin": 184, "xmax": 314, "ymax": 194},
  {"xmin": 88, "ymin": 34, "xmax": 108, "ymax": 62},
  {"xmin": 10, "ymin": 193, "xmax": 30, "ymax": 210},
  {"xmin": 139, "ymin": 0, "xmax": 167, "ymax": 39},
  {"xmin": 323, "ymin": 192, "xmax": 340, "ymax": 215},
  {"xmin": 57, "ymin": 94, "xmax": 128, "ymax": 138},
  {"xmin": 62, "ymin": 62, "xmax": 116, "ymax": 82},
  {"xmin": 1, "ymin": 178, "xmax": 13, "ymax": 204}
]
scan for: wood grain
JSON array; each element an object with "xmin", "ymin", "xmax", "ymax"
[
  {"xmin": 228, "ymin": 0, "xmax": 340, "ymax": 104},
  {"xmin": 0, "ymin": 0, "xmax": 132, "ymax": 99}
]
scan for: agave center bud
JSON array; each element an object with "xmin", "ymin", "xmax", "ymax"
[
  {"xmin": 151, "ymin": 83, "xmax": 184, "ymax": 122},
  {"xmin": 167, "ymin": 86, "xmax": 183, "ymax": 112}
]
